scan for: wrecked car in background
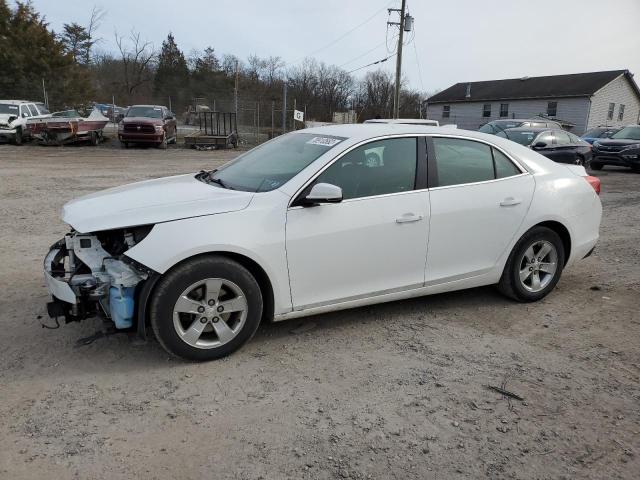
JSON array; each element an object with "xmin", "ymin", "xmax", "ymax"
[
  {"xmin": 0, "ymin": 100, "xmax": 50, "ymax": 144},
  {"xmin": 43, "ymin": 124, "xmax": 602, "ymax": 362}
]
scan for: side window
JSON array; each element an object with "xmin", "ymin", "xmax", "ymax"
[
  {"xmin": 432, "ymin": 138, "xmax": 495, "ymax": 187},
  {"xmin": 567, "ymin": 132, "xmax": 581, "ymax": 143},
  {"xmin": 20, "ymin": 105, "xmax": 31, "ymax": 118},
  {"xmin": 27, "ymin": 104, "xmax": 38, "ymax": 116},
  {"xmin": 315, "ymin": 137, "xmax": 417, "ymax": 200},
  {"xmin": 493, "ymin": 148, "xmax": 521, "ymax": 178},
  {"xmin": 554, "ymin": 131, "xmax": 571, "ymax": 145},
  {"xmin": 536, "ymin": 132, "xmax": 554, "ymax": 146}
]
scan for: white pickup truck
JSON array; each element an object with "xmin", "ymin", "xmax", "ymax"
[{"xmin": 0, "ymin": 100, "xmax": 50, "ymax": 144}]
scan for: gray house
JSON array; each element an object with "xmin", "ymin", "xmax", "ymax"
[{"xmin": 425, "ymin": 70, "xmax": 640, "ymax": 134}]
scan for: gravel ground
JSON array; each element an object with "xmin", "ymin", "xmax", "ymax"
[{"xmin": 0, "ymin": 141, "xmax": 638, "ymax": 479}]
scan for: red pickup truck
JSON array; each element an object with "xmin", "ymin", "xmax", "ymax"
[{"xmin": 118, "ymin": 105, "xmax": 177, "ymax": 149}]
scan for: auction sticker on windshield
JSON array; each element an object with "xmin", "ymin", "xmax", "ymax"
[{"xmin": 307, "ymin": 136, "xmax": 343, "ymax": 147}]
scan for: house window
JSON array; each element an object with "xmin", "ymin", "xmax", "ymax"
[
  {"xmin": 607, "ymin": 103, "xmax": 615, "ymax": 120},
  {"xmin": 482, "ymin": 104, "xmax": 491, "ymax": 117},
  {"xmin": 499, "ymin": 103, "xmax": 509, "ymax": 117},
  {"xmin": 442, "ymin": 105, "xmax": 450, "ymax": 118},
  {"xmin": 547, "ymin": 101, "xmax": 557, "ymax": 117},
  {"xmin": 618, "ymin": 104, "xmax": 625, "ymax": 121}
]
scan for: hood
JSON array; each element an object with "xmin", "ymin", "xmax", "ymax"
[
  {"xmin": 62, "ymin": 173, "xmax": 254, "ymax": 233},
  {"xmin": 595, "ymin": 138, "xmax": 640, "ymax": 147},
  {"xmin": 0, "ymin": 113, "xmax": 17, "ymax": 126},
  {"xmin": 122, "ymin": 116, "xmax": 163, "ymax": 125}
]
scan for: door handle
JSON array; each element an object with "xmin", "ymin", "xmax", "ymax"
[
  {"xmin": 395, "ymin": 213, "xmax": 423, "ymax": 224},
  {"xmin": 500, "ymin": 197, "xmax": 522, "ymax": 207}
]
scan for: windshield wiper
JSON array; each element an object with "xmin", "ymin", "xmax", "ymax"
[{"xmin": 208, "ymin": 177, "xmax": 234, "ymax": 190}]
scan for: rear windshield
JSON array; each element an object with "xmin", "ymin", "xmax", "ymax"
[
  {"xmin": 611, "ymin": 126, "xmax": 640, "ymax": 140},
  {"xmin": 0, "ymin": 103, "xmax": 19, "ymax": 115},
  {"xmin": 210, "ymin": 133, "xmax": 346, "ymax": 192}
]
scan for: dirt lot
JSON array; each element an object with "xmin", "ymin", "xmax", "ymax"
[{"xmin": 0, "ymin": 142, "xmax": 638, "ymax": 479}]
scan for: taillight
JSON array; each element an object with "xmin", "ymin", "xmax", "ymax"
[{"xmin": 584, "ymin": 175, "xmax": 600, "ymax": 195}]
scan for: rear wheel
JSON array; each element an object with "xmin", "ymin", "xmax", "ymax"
[
  {"xmin": 497, "ymin": 226, "xmax": 565, "ymax": 302},
  {"xmin": 150, "ymin": 256, "xmax": 263, "ymax": 361}
]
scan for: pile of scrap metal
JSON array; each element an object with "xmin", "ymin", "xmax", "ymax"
[{"xmin": 27, "ymin": 108, "xmax": 109, "ymax": 146}]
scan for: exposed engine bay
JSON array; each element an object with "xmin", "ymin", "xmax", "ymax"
[{"xmin": 43, "ymin": 226, "xmax": 154, "ymax": 328}]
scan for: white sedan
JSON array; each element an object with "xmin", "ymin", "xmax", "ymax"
[{"xmin": 43, "ymin": 124, "xmax": 602, "ymax": 360}]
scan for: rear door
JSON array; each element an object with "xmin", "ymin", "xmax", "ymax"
[{"xmin": 425, "ymin": 136, "xmax": 534, "ymax": 284}]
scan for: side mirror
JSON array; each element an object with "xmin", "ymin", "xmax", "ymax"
[
  {"xmin": 303, "ymin": 183, "xmax": 343, "ymax": 206},
  {"xmin": 533, "ymin": 141, "xmax": 547, "ymax": 149}
]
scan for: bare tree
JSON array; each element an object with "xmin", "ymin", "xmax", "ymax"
[
  {"xmin": 84, "ymin": 5, "xmax": 106, "ymax": 64},
  {"xmin": 115, "ymin": 30, "xmax": 155, "ymax": 102}
]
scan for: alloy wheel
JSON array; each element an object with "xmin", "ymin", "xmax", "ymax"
[
  {"xmin": 172, "ymin": 278, "xmax": 248, "ymax": 349},
  {"xmin": 518, "ymin": 240, "xmax": 558, "ymax": 293}
]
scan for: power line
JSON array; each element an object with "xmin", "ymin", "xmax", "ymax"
[
  {"xmin": 338, "ymin": 40, "xmax": 387, "ymax": 68},
  {"xmin": 289, "ymin": 0, "xmax": 394, "ymax": 66},
  {"xmin": 347, "ymin": 52, "xmax": 397, "ymax": 74},
  {"xmin": 413, "ymin": 37, "xmax": 425, "ymax": 92}
]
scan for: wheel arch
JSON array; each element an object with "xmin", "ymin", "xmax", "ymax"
[
  {"xmin": 534, "ymin": 220, "xmax": 571, "ymax": 265},
  {"xmin": 140, "ymin": 251, "xmax": 275, "ymax": 333}
]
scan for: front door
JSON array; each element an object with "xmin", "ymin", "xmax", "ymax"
[
  {"xmin": 286, "ymin": 136, "xmax": 430, "ymax": 310},
  {"xmin": 425, "ymin": 136, "xmax": 535, "ymax": 283}
]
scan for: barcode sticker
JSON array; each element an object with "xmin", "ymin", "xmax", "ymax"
[{"xmin": 307, "ymin": 137, "xmax": 342, "ymax": 147}]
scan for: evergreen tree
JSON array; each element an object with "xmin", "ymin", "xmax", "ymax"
[
  {"xmin": 60, "ymin": 22, "xmax": 93, "ymax": 65},
  {"xmin": 154, "ymin": 33, "xmax": 189, "ymax": 111},
  {"xmin": 0, "ymin": 1, "xmax": 93, "ymax": 108}
]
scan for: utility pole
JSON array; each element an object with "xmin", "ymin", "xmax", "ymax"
[{"xmin": 388, "ymin": 0, "xmax": 413, "ymax": 119}]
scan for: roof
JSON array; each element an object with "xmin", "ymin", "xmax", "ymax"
[
  {"xmin": 427, "ymin": 70, "xmax": 640, "ymax": 103},
  {"xmin": 0, "ymin": 99, "xmax": 38, "ymax": 105},
  {"xmin": 364, "ymin": 118, "xmax": 439, "ymax": 125}
]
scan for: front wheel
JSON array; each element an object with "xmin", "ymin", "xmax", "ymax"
[
  {"xmin": 150, "ymin": 256, "xmax": 263, "ymax": 361},
  {"xmin": 13, "ymin": 127, "xmax": 23, "ymax": 145},
  {"xmin": 497, "ymin": 226, "xmax": 565, "ymax": 302},
  {"xmin": 589, "ymin": 161, "xmax": 603, "ymax": 171}
]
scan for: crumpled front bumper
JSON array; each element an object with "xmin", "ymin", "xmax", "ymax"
[{"xmin": 43, "ymin": 248, "xmax": 77, "ymax": 304}]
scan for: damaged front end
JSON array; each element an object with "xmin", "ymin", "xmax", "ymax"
[{"xmin": 43, "ymin": 226, "xmax": 155, "ymax": 330}]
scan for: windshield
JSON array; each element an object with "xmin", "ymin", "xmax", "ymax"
[
  {"xmin": 500, "ymin": 130, "xmax": 537, "ymax": 146},
  {"xmin": 209, "ymin": 133, "xmax": 346, "ymax": 192},
  {"xmin": 127, "ymin": 106, "xmax": 163, "ymax": 118},
  {"xmin": 611, "ymin": 126, "xmax": 640, "ymax": 140},
  {"xmin": 0, "ymin": 103, "xmax": 19, "ymax": 115},
  {"xmin": 582, "ymin": 128, "xmax": 608, "ymax": 138}
]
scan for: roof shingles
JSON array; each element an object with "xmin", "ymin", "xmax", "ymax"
[{"xmin": 427, "ymin": 70, "xmax": 637, "ymax": 103}]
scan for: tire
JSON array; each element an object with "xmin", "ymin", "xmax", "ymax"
[
  {"xmin": 13, "ymin": 127, "xmax": 23, "ymax": 145},
  {"xmin": 631, "ymin": 165, "xmax": 640, "ymax": 173},
  {"xmin": 574, "ymin": 155, "xmax": 584, "ymax": 166},
  {"xmin": 121, "ymin": 141, "xmax": 129, "ymax": 149},
  {"xmin": 150, "ymin": 255, "xmax": 263, "ymax": 361},
  {"xmin": 497, "ymin": 226, "xmax": 565, "ymax": 302},
  {"xmin": 589, "ymin": 162, "xmax": 603, "ymax": 171}
]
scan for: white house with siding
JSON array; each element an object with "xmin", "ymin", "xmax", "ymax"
[{"xmin": 425, "ymin": 70, "xmax": 640, "ymax": 134}]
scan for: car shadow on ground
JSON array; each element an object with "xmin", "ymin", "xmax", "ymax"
[{"xmin": 21, "ymin": 284, "xmax": 514, "ymax": 376}]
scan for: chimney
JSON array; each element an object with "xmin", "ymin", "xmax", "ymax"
[{"xmin": 465, "ymin": 83, "xmax": 471, "ymax": 99}]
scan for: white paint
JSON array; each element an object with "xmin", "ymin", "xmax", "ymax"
[{"xmin": 54, "ymin": 124, "xmax": 602, "ymax": 320}]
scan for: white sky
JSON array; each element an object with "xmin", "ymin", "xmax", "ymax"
[{"xmin": 23, "ymin": 0, "xmax": 640, "ymax": 93}]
